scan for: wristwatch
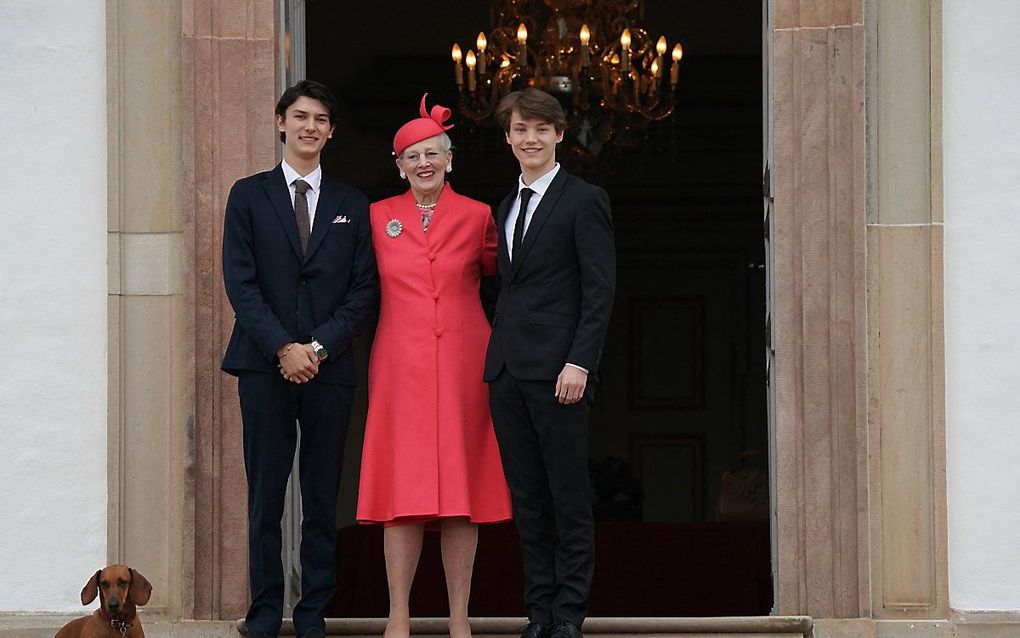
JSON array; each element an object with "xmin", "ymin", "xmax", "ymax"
[{"xmin": 310, "ymin": 339, "xmax": 328, "ymax": 361}]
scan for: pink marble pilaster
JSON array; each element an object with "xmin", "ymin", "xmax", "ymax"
[
  {"xmin": 771, "ymin": 0, "xmax": 866, "ymax": 619},
  {"xmin": 182, "ymin": 0, "xmax": 277, "ymax": 621}
]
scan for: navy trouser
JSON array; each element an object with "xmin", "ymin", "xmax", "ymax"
[{"xmin": 238, "ymin": 371, "xmax": 353, "ymax": 637}]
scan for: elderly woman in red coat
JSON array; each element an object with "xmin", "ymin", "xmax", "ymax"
[{"xmin": 356, "ymin": 95, "xmax": 512, "ymax": 638}]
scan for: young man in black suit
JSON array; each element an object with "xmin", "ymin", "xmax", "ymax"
[
  {"xmin": 221, "ymin": 80, "xmax": 377, "ymax": 638},
  {"xmin": 485, "ymin": 88, "xmax": 616, "ymax": 638}
]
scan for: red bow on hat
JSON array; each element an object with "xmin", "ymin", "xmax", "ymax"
[{"xmin": 393, "ymin": 93, "xmax": 454, "ymax": 155}]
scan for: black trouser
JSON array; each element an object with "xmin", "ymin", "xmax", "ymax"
[
  {"xmin": 489, "ymin": 368, "xmax": 595, "ymax": 628},
  {"xmin": 238, "ymin": 371, "xmax": 354, "ymax": 638}
]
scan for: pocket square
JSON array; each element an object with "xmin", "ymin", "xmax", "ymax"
[{"xmin": 332, "ymin": 215, "xmax": 351, "ymax": 224}]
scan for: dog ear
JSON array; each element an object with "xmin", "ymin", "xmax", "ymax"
[
  {"xmin": 128, "ymin": 568, "xmax": 153, "ymax": 606},
  {"xmin": 81, "ymin": 570, "xmax": 101, "ymax": 605}
]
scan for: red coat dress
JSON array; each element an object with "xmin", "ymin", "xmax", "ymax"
[{"xmin": 356, "ymin": 186, "xmax": 512, "ymax": 524}]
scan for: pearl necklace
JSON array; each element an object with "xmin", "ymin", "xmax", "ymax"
[{"xmin": 415, "ymin": 201, "xmax": 438, "ymax": 211}]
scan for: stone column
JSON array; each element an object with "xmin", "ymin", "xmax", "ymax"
[
  {"xmin": 865, "ymin": 0, "xmax": 948, "ymax": 621},
  {"xmin": 107, "ymin": 0, "xmax": 186, "ymax": 618},
  {"xmin": 182, "ymin": 0, "xmax": 277, "ymax": 620},
  {"xmin": 770, "ymin": 0, "xmax": 949, "ymax": 623},
  {"xmin": 770, "ymin": 0, "xmax": 869, "ymax": 618}
]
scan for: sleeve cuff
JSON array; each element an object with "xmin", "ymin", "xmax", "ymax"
[{"xmin": 565, "ymin": 362, "xmax": 589, "ymax": 374}]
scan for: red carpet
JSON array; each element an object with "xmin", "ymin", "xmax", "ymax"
[{"xmin": 330, "ymin": 521, "xmax": 771, "ymax": 617}]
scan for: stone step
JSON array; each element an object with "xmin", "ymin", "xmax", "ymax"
[
  {"xmin": 237, "ymin": 617, "xmax": 813, "ymax": 638},
  {"xmin": 0, "ymin": 616, "xmax": 813, "ymax": 638}
]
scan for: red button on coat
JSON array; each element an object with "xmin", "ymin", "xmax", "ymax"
[
  {"xmin": 428, "ymin": 252, "xmax": 437, "ymax": 261},
  {"xmin": 431, "ymin": 292, "xmax": 440, "ymax": 300},
  {"xmin": 434, "ymin": 328, "xmax": 444, "ymax": 337}
]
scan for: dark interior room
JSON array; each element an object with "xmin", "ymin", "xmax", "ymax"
[{"xmin": 302, "ymin": 0, "xmax": 769, "ymax": 617}]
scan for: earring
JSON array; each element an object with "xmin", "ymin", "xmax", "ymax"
[
  {"xmin": 446, "ymin": 165, "xmax": 453, "ymax": 173},
  {"xmin": 399, "ymin": 172, "xmax": 406, "ymax": 179}
]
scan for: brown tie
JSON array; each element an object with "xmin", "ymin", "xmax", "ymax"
[{"xmin": 293, "ymin": 179, "xmax": 311, "ymax": 255}]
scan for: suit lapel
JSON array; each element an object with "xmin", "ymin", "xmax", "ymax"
[
  {"xmin": 510, "ymin": 168, "xmax": 568, "ymax": 280},
  {"xmin": 263, "ymin": 166, "xmax": 303, "ymax": 260},
  {"xmin": 495, "ymin": 191, "xmax": 515, "ymax": 278},
  {"xmin": 305, "ymin": 178, "xmax": 344, "ymax": 262}
]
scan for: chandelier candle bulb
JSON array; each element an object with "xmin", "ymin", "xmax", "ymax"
[
  {"xmin": 517, "ymin": 23, "xmax": 528, "ymax": 70},
  {"xmin": 620, "ymin": 29, "xmax": 631, "ymax": 73},
  {"xmin": 579, "ymin": 24, "xmax": 590, "ymax": 68},
  {"xmin": 452, "ymin": 43, "xmax": 464, "ymax": 85},
  {"xmin": 477, "ymin": 32, "xmax": 488, "ymax": 75},
  {"xmin": 655, "ymin": 36, "xmax": 667, "ymax": 78},
  {"xmin": 670, "ymin": 43, "xmax": 683, "ymax": 86},
  {"xmin": 466, "ymin": 49, "xmax": 477, "ymax": 92},
  {"xmin": 449, "ymin": 0, "xmax": 683, "ymax": 151}
]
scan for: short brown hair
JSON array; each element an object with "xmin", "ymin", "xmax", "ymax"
[
  {"xmin": 275, "ymin": 79, "xmax": 338, "ymax": 143},
  {"xmin": 496, "ymin": 88, "xmax": 567, "ymax": 134}
]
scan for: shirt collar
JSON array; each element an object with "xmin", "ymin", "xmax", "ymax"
[
  {"xmin": 517, "ymin": 163, "xmax": 560, "ymax": 198},
  {"xmin": 281, "ymin": 160, "xmax": 322, "ymax": 192}
]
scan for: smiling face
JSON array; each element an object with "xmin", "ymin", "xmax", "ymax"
[
  {"xmin": 396, "ymin": 135, "xmax": 452, "ymax": 200},
  {"xmin": 276, "ymin": 96, "xmax": 334, "ymax": 165},
  {"xmin": 505, "ymin": 109, "xmax": 563, "ymax": 183}
]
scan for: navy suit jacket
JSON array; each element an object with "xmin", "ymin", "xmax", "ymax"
[
  {"xmin": 221, "ymin": 164, "xmax": 378, "ymax": 385},
  {"xmin": 483, "ymin": 168, "xmax": 616, "ymax": 382}
]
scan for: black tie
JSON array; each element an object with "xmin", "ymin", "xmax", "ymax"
[
  {"xmin": 293, "ymin": 179, "xmax": 311, "ymax": 255},
  {"xmin": 511, "ymin": 187, "xmax": 534, "ymax": 263}
]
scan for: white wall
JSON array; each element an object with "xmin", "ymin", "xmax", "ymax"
[
  {"xmin": 0, "ymin": 3, "xmax": 108, "ymax": 611},
  {"xmin": 944, "ymin": 0, "xmax": 1020, "ymax": 613}
]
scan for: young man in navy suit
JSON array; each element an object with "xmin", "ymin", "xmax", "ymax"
[
  {"xmin": 485, "ymin": 89, "xmax": 616, "ymax": 638},
  {"xmin": 221, "ymin": 80, "xmax": 378, "ymax": 638}
]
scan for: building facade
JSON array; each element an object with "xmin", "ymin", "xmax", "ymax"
[{"xmin": 1, "ymin": 1, "xmax": 1018, "ymax": 636}]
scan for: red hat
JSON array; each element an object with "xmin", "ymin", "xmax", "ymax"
[{"xmin": 393, "ymin": 93, "xmax": 454, "ymax": 155}]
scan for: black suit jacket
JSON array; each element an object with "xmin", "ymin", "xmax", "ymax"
[
  {"xmin": 221, "ymin": 164, "xmax": 378, "ymax": 385},
  {"xmin": 484, "ymin": 168, "xmax": 616, "ymax": 382}
]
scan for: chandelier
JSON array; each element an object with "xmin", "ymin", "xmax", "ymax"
[{"xmin": 449, "ymin": 0, "xmax": 683, "ymax": 157}]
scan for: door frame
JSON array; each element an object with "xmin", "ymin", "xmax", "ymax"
[{"xmin": 164, "ymin": 0, "xmax": 950, "ymax": 622}]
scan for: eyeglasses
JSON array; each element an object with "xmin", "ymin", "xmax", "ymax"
[{"xmin": 399, "ymin": 150, "xmax": 447, "ymax": 163}]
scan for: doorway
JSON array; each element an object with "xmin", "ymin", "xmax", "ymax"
[{"xmin": 288, "ymin": 0, "xmax": 769, "ymax": 617}]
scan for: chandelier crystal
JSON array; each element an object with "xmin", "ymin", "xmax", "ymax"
[{"xmin": 450, "ymin": 0, "xmax": 683, "ymax": 157}]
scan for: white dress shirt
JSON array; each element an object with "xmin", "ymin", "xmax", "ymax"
[
  {"xmin": 505, "ymin": 163, "xmax": 561, "ymax": 263},
  {"xmin": 503, "ymin": 163, "xmax": 587, "ymax": 375},
  {"xmin": 281, "ymin": 160, "xmax": 323, "ymax": 228}
]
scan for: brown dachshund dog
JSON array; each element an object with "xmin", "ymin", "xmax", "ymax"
[{"xmin": 54, "ymin": 565, "xmax": 152, "ymax": 638}]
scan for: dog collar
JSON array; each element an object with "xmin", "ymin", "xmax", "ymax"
[
  {"xmin": 111, "ymin": 617, "xmax": 132, "ymax": 634},
  {"xmin": 98, "ymin": 609, "xmax": 134, "ymax": 635}
]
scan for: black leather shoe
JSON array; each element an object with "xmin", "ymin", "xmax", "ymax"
[
  {"xmin": 549, "ymin": 622, "xmax": 582, "ymax": 638},
  {"xmin": 521, "ymin": 621, "xmax": 552, "ymax": 638},
  {"xmin": 300, "ymin": 628, "xmax": 326, "ymax": 638}
]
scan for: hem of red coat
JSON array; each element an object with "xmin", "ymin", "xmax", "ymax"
[{"xmin": 355, "ymin": 513, "xmax": 513, "ymax": 528}]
